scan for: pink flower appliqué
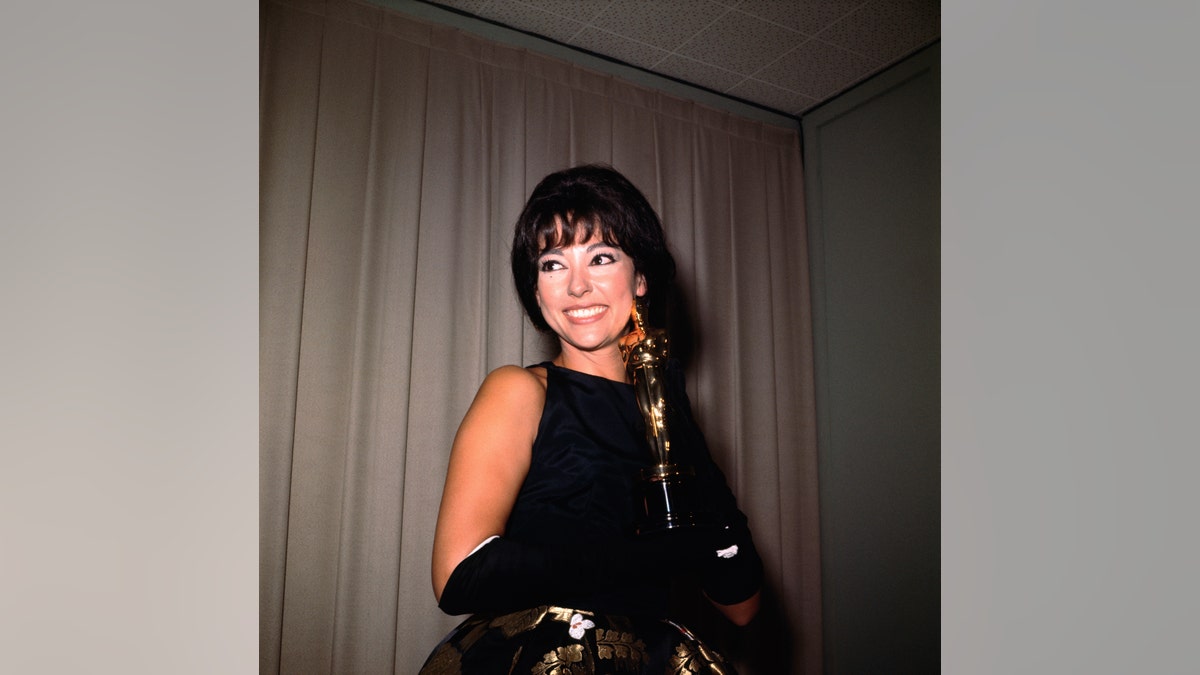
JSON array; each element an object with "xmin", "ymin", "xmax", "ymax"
[{"xmin": 568, "ymin": 613, "xmax": 595, "ymax": 639}]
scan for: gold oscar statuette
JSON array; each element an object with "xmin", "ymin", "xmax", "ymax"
[{"xmin": 620, "ymin": 299, "xmax": 712, "ymax": 534}]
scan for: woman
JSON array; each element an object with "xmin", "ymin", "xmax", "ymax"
[{"xmin": 420, "ymin": 165, "xmax": 762, "ymax": 674}]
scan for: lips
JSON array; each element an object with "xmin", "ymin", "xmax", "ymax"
[{"xmin": 563, "ymin": 305, "xmax": 606, "ymax": 321}]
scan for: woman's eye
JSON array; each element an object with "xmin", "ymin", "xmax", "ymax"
[
  {"xmin": 539, "ymin": 259, "xmax": 564, "ymax": 272},
  {"xmin": 591, "ymin": 253, "xmax": 616, "ymax": 265}
]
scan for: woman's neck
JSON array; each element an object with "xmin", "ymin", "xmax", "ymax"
[{"xmin": 554, "ymin": 345, "xmax": 629, "ymax": 383}]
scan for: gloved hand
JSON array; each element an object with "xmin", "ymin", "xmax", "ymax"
[
  {"xmin": 695, "ymin": 520, "xmax": 763, "ymax": 605},
  {"xmin": 637, "ymin": 517, "xmax": 763, "ymax": 606}
]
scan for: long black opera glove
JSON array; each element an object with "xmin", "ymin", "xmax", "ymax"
[
  {"xmin": 437, "ymin": 536, "xmax": 571, "ymax": 616},
  {"xmin": 643, "ymin": 502, "xmax": 763, "ymax": 606},
  {"xmin": 436, "ymin": 526, "xmax": 759, "ymax": 617},
  {"xmin": 437, "ymin": 535, "xmax": 672, "ymax": 616},
  {"xmin": 661, "ymin": 359, "xmax": 765, "ymax": 606},
  {"xmin": 696, "ymin": 520, "xmax": 764, "ymax": 606}
]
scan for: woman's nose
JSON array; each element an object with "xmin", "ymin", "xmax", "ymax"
[{"xmin": 567, "ymin": 269, "xmax": 592, "ymax": 297}]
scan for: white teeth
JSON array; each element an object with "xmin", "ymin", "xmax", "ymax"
[{"xmin": 565, "ymin": 306, "xmax": 605, "ymax": 318}]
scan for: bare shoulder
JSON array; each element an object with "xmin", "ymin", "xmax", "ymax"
[
  {"xmin": 478, "ymin": 364, "xmax": 547, "ymax": 399},
  {"xmin": 462, "ymin": 364, "xmax": 547, "ymax": 427}
]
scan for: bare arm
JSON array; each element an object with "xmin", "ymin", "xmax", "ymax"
[{"xmin": 431, "ymin": 365, "xmax": 545, "ymax": 602}]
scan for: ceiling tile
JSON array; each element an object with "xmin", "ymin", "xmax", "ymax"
[
  {"xmin": 755, "ymin": 37, "xmax": 880, "ymax": 99},
  {"xmin": 818, "ymin": 0, "xmax": 939, "ymax": 63},
  {"xmin": 407, "ymin": 0, "xmax": 939, "ymax": 119},
  {"xmin": 727, "ymin": 77, "xmax": 820, "ymax": 116},
  {"xmin": 735, "ymin": 0, "xmax": 867, "ymax": 36},
  {"xmin": 536, "ymin": 0, "xmax": 615, "ymax": 24},
  {"xmin": 476, "ymin": 1, "xmax": 588, "ymax": 44},
  {"xmin": 569, "ymin": 26, "xmax": 673, "ymax": 70},
  {"xmin": 430, "ymin": 0, "xmax": 492, "ymax": 16},
  {"xmin": 675, "ymin": 8, "xmax": 804, "ymax": 76},
  {"xmin": 654, "ymin": 53, "xmax": 747, "ymax": 94},
  {"xmin": 590, "ymin": 0, "xmax": 732, "ymax": 52}
]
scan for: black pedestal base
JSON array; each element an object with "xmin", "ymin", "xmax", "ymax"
[{"xmin": 635, "ymin": 464, "xmax": 715, "ymax": 535}]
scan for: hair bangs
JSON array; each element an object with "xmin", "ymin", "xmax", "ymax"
[{"xmin": 534, "ymin": 210, "xmax": 621, "ymax": 255}]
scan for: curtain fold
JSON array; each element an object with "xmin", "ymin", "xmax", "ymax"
[{"xmin": 261, "ymin": 1, "xmax": 822, "ymax": 672}]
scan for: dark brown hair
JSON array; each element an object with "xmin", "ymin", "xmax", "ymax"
[{"xmin": 510, "ymin": 164, "xmax": 676, "ymax": 333}]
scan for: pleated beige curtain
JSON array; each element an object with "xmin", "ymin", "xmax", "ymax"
[{"xmin": 260, "ymin": 0, "xmax": 822, "ymax": 672}]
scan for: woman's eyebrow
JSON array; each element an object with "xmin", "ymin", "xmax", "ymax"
[{"xmin": 539, "ymin": 241, "xmax": 615, "ymax": 258}]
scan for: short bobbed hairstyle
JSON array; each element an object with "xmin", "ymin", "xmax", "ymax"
[{"xmin": 511, "ymin": 164, "xmax": 677, "ymax": 334}]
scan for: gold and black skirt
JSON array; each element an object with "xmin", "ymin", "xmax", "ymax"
[{"xmin": 419, "ymin": 605, "xmax": 735, "ymax": 675}]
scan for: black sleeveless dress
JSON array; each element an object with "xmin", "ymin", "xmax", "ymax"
[{"xmin": 419, "ymin": 361, "xmax": 739, "ymax": 674}]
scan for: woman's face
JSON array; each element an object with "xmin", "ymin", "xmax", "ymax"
[{"xmin": 535, "ymin": 226, "xmax": 646, "ymax": 357}]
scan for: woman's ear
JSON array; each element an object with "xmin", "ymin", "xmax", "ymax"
[{"xmin": 635, "ymin": 273, "xmax": 647, "ymax": 297}]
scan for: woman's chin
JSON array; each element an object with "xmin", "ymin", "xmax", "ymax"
[{"xmin": 558, "ymin": 332, "xmax": 619, "ymax": 354}]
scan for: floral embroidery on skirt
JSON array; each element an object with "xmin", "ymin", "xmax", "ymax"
[{"xmin": 419, "ymin": 606, "xmax": 735, "ymax": 674}]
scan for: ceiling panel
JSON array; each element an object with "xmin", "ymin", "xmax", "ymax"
[{"xmin": 422, "ymin": 0, "xmax": 940, "ymax": 119}]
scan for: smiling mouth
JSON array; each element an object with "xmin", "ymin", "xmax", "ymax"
[{"xmin": 564, "ymin": 306, "xmax": 606, "ymax": 319}]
